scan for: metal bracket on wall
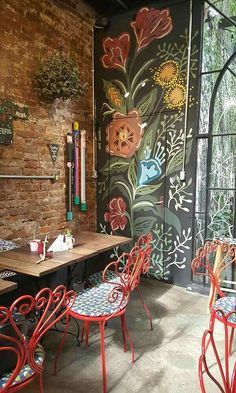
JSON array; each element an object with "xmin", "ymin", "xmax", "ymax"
[{"xmin": 0, "ymin": 174, "xmax": 59, "ymax": 182}]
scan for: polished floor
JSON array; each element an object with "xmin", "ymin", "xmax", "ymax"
[{"xmin": 22, "ymin": 279, "xmax": 220, "ymax": 393}]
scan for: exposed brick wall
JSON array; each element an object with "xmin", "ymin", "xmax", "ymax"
[{"xmin": 0, "ymin": 0, "xmax": 96, "ymax": 243}]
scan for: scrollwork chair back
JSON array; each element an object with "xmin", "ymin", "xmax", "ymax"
[{"xmin": 0, "ymin": 285, "xmax": 75, "ymax": 393}]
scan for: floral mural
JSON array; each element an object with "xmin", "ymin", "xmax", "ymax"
[{"xmin": 95, "ymin": 3, "xmax": 201, "ymax": 286}]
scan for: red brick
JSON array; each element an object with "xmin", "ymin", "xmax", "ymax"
[{"xmin": 0, "ymin": 0, "xmax": 96, "ymax": 243}]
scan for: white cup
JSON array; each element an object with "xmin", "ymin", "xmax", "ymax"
[{"xmin": 30, "ymin": 239, "xmax": 41, "ymax": 253}]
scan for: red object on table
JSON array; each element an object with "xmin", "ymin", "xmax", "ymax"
[{"xmin": 0, "ymin": 285, "xmax": 75, "ymax": 393}]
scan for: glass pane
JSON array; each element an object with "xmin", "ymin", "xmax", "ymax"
[
  {"xmin": 195, "ymin": 139, "xmax": 208, "ymax": 212},
  {"xmin": 207, "ymin": 189, "xmax": 235, "ymax": 239},
  {"xmin": 199, "ymin": 73, "xmax": 218, "ymax": 134},
  {"xmin": 209, "ymin": 135, "xmax": 236, "ymax": 189},
  {"xmin": 229, "ymin": 57, "xmax": 236, "ymax": 74},
  {"xmin": 202, "ymin": 2, "xmax": 236, "ymax": 73},
  {"xmin": 210, "ymin": 0, "xmax": 236, "ymax": 16},
  {"xmin": 212, "ymin": 67, "xmax": 236, "ymax": 135}
]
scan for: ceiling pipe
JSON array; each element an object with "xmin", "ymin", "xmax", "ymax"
[
  {"xmin": 0, "ymin": 175, "xmax": 58, "ymax": 181},
  {"xmin": 91, "ymin": 23, "xmax": 97, "ymax": 180},
  {"xmin": 181, "ymin": 0, "xmax": 193, "ymax": 182},
  {"xmin": 91, "ymin": 16, "xmax": 109, "ymax": 180}
]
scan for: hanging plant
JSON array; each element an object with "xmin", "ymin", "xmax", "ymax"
[{"xmin": 32, "ymin": 54, "xmax": 87, "ymax": 103}]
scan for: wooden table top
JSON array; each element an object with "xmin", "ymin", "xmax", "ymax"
[
  {"xmin": 0, "ymin": 231, "xmax": 132, "ymax": 278},
  {"xmin": 0, "ymin": 279, "xmax": 17, "ymax": 295}
]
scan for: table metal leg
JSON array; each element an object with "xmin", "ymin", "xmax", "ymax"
[{"xmin": 50, "ymin": 316, "xmax": 80, "ymax": 346}]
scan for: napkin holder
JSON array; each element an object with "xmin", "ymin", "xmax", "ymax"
[{"xmin": 47, "ymin": 234, "xmax": 69, "ymax": 252}]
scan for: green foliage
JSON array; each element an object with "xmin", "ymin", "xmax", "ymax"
[
  {"xmin": 208, "ymin": 192, "xmax": 234, "ymax": 238},
  {"xmin": 136, "ymin": 88, "xmax": 158, "ymax": 116},
  {"xmin": 135, "ymin": 183, "xmax": 162, "ymax": 196},
  {"xmin": 128, "ymin": 158, "xmax": 138, "ymax": 192},
  {"xmin": 133, "ymin": 216, "xmax": 157, "ymax": 236},
  {"xmin": 33, "ymin": 54, "xmax": 87, "ymax": 103}
]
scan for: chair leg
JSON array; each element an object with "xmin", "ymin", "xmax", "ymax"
[
  {"xmin": 120, "ymin": 315, "xmax": 127, "ymax": 352},
  {"xmin": 99, "ymin": 321, "xmax": 107, "ymax": 393},
  {"xmin": 53, "ymin": 313, "xmax": 70, "ymax": 375},
  {"xmin": 85, "ymin": 322, "xmax": 90, "ymax": 349},
  {"xmin": 229, "ymin": 327, "xmax": 234, "ymax": 356},
  {"xmin": 39, "ymin": 373, "xmax": 44, "ymax": 393},
  {"xmin": 81, "ymin": 322, "xmax": 85, "ymax": 343},
  {"xmin": 136, "ymin": 286, "xmax": 153, "ymax": 330},
  {"xmin": 122, "ymin": 315, "xmax": 135, "ymax": 363},
  {"xmin": 81, "ymin": 321, "xmax": 90, "ymax": 348}
]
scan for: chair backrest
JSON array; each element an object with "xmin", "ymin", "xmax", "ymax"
[
  {"xmin": 191, "ymin": 240, "xmax": 236, "ymax": 310},
  {"xmin": 199, "ymin": 308, "xmax": 236, "ymax": 393},
  {"xmin": 0, "ymin": 285, "xmax": 75, "ymax": 392},
  {"xmin": 102, "ymin": 233, "xmax": 153, "ymax": 309}
]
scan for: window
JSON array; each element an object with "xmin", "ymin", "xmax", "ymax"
[{"xmin": 193, "ymin": 0, "xmax": 236, "ymax": 285}]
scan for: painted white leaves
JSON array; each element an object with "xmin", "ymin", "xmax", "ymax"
[
  {"xmin": 168, "ymin": 175, "xmax": 193, "ymax": 212},
  {"xmin": 166, "ymin": 227, "xmax": 192, "ymax": 270}
]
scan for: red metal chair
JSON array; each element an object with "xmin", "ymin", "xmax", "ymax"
[
  {"xmin": 87, "ymin": 233, "xmax": 153, "ymax": 330},
  {"xmin": 65, "ymin": 243, "xmax": 147, "ymax": 393},
  {"xmin": 199, "ymin": 308, "xmax": 236, "ymax": 393},
  {"xmin": 192, "ymin": 240, "xmax": 236, "ymax": 355},
  {"xmin": 0, "ymin": 285, "xmax": 75, "ymax": 393},
  {"xmin": 192, "ymin": 240, "xmax": 236, "ymax": 313}
]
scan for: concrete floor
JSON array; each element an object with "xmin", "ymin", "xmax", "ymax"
[{"xmin": 22, "ymin": 279, "xmax": 220, "ymax": 393}]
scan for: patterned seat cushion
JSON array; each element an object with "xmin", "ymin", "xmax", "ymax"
[
  {"xmin": 0, "ymin": 270, "xmax": 17, "ymax": 279},
  {"xmin": 0, "ymin": 345, "xmax": 44, "ymax": 389},
  {"xmin": 0, "ymin": 240, "xmax": 19, "ymax": 279},
  {"xmin": 212, "ymin": 297, "xmax": 236, "ymax": 324},
  {"xmin": 0, "ymin": 240, "xmax": 19, "ymax": 253},
  {"xmin": 88, "ymin": 270, "xmax": 120, "ymax": 286},
  {"xmin": 71, "ymin": 283, "xmax": 127, "ymax": 317}
]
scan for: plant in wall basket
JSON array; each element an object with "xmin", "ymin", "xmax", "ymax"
[{"xmin": 32, "ymin": 54, "xmax": 87, "ymax": 103}]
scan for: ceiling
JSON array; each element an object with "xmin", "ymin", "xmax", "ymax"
[
  {"xmin": 53, "ymin": 0, "xmax": 182, "ymax": 17},
  {"xmin": 85, "ymin": 0, "xmax": 154, "ymax": 15}
]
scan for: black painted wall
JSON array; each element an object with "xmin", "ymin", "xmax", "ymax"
[{"xmin": 95, "ymin": 0, "xmax": 202, "ymax": 287}]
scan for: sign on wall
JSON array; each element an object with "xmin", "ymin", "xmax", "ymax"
[
  {"xmin": 48, "ymin": 143, "xmax": 59, "ymax": 164},
  {"xmin": 12, "ymin": 103, "xmax": 29, "ymax": 120},
  {"xmin": 0, "ymin": 100, "xmax": 13, "ymax": 145},
  {"xmin": 0, "ymin": 100, "xmax": 29, "ymax": 145}
]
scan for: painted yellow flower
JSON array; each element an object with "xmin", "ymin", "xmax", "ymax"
[
  {"xmin": 152, "ymin": 60, "xmax": 179, "ymax": 87},
  {"xmin": 164, "ymin": 83, "xmax": 186, "ymax": 109}
]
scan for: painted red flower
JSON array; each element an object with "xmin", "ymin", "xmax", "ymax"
[
  {"xmin": 131, "ymin": 7, "xmax": 173, "ymax": 51},
  {"xmin": 106, "ymin": 110, "xmax": 144, "ymax": 158},
  {"xmin": 104, "ymin": 197, "xmax": 128, "ymax": 231},
  {"xmin": 101, "ymin": 33, "xmax": 130, "ymax": 72}
]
